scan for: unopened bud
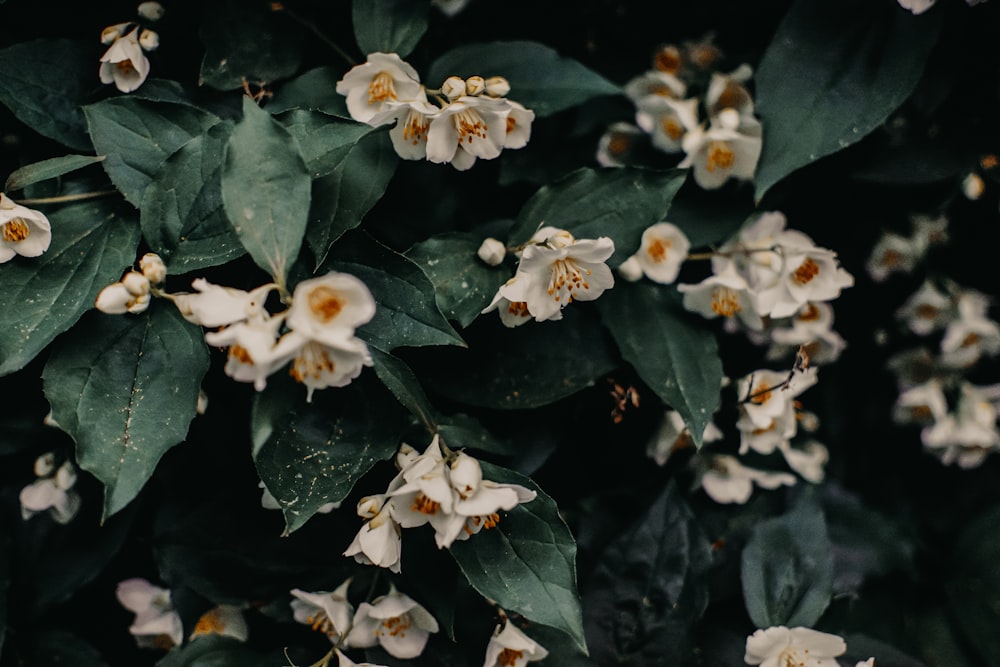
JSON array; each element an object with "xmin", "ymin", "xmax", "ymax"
[
  {"xmin": 356, "ymin": 494, "xmax": 386, "ymax": 519},
  {"xmin": 122, "ymin": 271, "xmax": 150, "ymax": 296},
  {"xmin": 465, "ymin": 75, "xmax": 485, "ymax": 96},
  {"xmin": 441, "ymin": 76, "xmax": 466, "ymax": 100},
  {"xmin": 126, "ymin": 292, "xmax": 152, "ymax": 314},
  {"xmin": 396, "ymin": 443, "xmax": 419, "ymax": 469},
  {"xmin": 137, "ymin": 1, "xmax": 166, "ymax": 21},
  {"xmin": 477, "ymin": 237, "xmax": 506, "ymax": 266},
  {"xmin": 139, "ymin": 252, "xmax": 167, "ymax": 283},
  {"xmin": 101, "ymin": 22, "xmax": 130, "ymax": 44},
  {"xmin": 484, "ymin": 76, "xmax": 510, "ymax": 97},
  {"xmin": 618, "ymin": 255, "xmax": 643, "ymax": 282},
  {"xmin": 34, "ymin": 452, "xmax": 56, "ymax": 478},
  {"xmin": 450, "ymin": 452, "xmax": 483, "ymax": 499},
  {"xmin": 139, "ymin": 28, "xmax": 159, "ymax": 51},
  {"xmin": 962, "ymin": 172, "xmax": 985, "ymax": 201},
  {"xmin": 196, "ymin": 388, "xmax": 209, "ymax": 415},
  {"xmin": 95, "ymin": 283, "xmax": 135, "ymax": 314}
]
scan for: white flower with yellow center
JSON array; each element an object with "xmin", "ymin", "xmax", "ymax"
[
  {"xmin": 290, "ymin": 580, "xmax": 354, "ymax": 644},
  {"xmin": 623, "ymin": 70, "xmax": 687, "ymax": 106},
  {"xmin": 344, "ymin": 494, "xmax": 403, "ymax": 573},
  {"xmin": 737, "ymin": 367, "xmax": 818, "ymax": 432},
  {"xmin": 679, "ymin": 109, "xmax": 762, "ymax": 189},
  {"xmin": 426, "ymin": 95, "xmax": 511, "ymax": 170},
  {"xmin": 627, "ymin": 222, "xmax": 691, "ymax": 284},
  {"xmin": 706, "ymin": 64, "xmax": 755, "ymax": 120},
  {"xmin": 744, "ymin": 626, "xmax": 847, "ymax": 667},
  {"xmin": 346, "ymin": 587, "xmax": 439, "ymax": 659},
  {"xmin": 0, "ymin": 193, "xmax": 51, "ymax": 262},
  {"xmin": 698, "ymin": 455, "xmax": 796, "ymax": 505},
  {"xmin": 442, "ymin": 452, "xmax": 536, "ymax": 547},
  {"xmin": 99, "ymin": 28, "xmax": 150, "ymax": 93},
  {"xmin": 766, "ymin": 302, "xmax": 847, "ymax": 366},
  {"xmin": 483, "ymin": 621, "xmax": 549, "ymax": 667},
  {"xmin": 172, "ymin": 279, "xmax": 275, "ymax": 328},
  {"xmin": 204, "ymin": 315, "xmax": 286, "ymax": 391},
  {"xmin": 636, "ymin": 96, "xmax": 700, "ymax": 154},
  {"xmin": 370, "ymin": 97, "xmax": 440, "ymax": 161},
  {"xmin": 116, "ymin": 578, "xmax": 184, "ymax": 649},
  {"xmin": 596, "ymin": 122, "xmax": 645, "ymax": 167},
  {"xmin": 921, "ymin": 382, "xmax": 1000, "ymax": 468},
  {"xmin": 896, "ymin": 279, "xmax": 955, "ymax": 336},
  {"xmin": 756, "ymin": 231, "xmax": 854, "ymax": 319},
  {"xmin": 892, "ymin": 378, "xmax": 948, "ymax": 426},
  {"xmin": 939, "ymin": 290, "xmax": 1000, "ymax": 369},
  {"xmin": 503, "ymin": 100, "xmax": 534, "ymax": 151},
  {"xmin": 677, "ymin": 263, "xmax": 765, "ymax": 331},
  {"xmin": 336, "ymin": 52, "xmax": 423, "ymax": 125},
  {"xmin": 189, "ymin": 605, "xmax": 249, "ymax": 643},
  {"xmin": 866, "ymin": 231, "xmax": 920, "ymax": 283}
]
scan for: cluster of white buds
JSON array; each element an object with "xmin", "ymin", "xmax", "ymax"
[
  {"xmin": 19, "ymin": 451, "xmax": 81, "ymax": 524},
  {"xmin": 336, "ymin": 53, "xmax": 534, "ymax": 170},
  {"xmin": 99, "ymin": 2, "xmax": 164, "ymax": 93},
  {"xmin": 95, "ymin": 252, "xmax": 166, "ymax": 315},
  {"xmin": 598, "ymin": 36, "xmax": 762, "ymax": 190}
]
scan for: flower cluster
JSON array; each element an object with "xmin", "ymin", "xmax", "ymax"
[
  {"xmin": 99, "ymin": 1, "xmax": 163, "ymax": 93},
  {"xmin": 344, "ymin": 435, "xmax": 536, "ymax": 573},
  {"xmin": 745, "ymin": 625, "xmax": 874, "ymax": 667},
  {"xmin": 95, "ymin": 252, "xmax": 166, "ymax": 315},
  {"xmin": 481, "ymin": 226, "xmax": 615, "ymax": 327},
  {"xmin": 598, "ymin": 37, "xmax": 763, "ymax": 189},
  {"xmin": 19, "ymin": 451, "xmax": 80, "ymax": 524},
  {"xmin": 0, "ymin": 193, "xmax": 51, "ymax": 263},
  {"xmin": 336, "ymin": 53, "xmax": 534, "ymax": 170}
]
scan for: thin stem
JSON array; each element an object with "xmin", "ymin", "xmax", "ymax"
[
  {"xmin": 271, "ymin": 3, "xmax": 355, "ymax": 67},
  {"xmin": 14, "ymin": 190, "xmax": 118, "ymax": 205}
]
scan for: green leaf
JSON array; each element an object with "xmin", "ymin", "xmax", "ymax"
[
  {"xmin": 22, "ymin": 631, "xmax": 109, "ymax": 667},
  {"xmin": 437, "ymin": 413, "xmax": 516, "ymax": 457},
  {"xmin": 306, "ymin": 132, "xmax": 397, "ymax": 268},
  {"xmin": 427, "ymin": 41, "xmax": 621, "ymax": 118},
  {"xmin": 450, "ymin": 462, "xmax": 587, "ymax": 652},
  {"xmin": 5, "ymin": 155, "xmax": 105, "ymax": 192},
  {"xmin": 198, "ymin": 0, "xmax": 304, "ymax": 91},
  {"xmin": 583, "ymin": 482, "xmax": 712, "ymax": 665},
  {"xmin": 221, "ymin": 97, "xmax": 311, "ymax": 284},
  {"xmin": 278, "ymin": 109, "xmax": 377, "ymax": 179},
  {"xmin": 84, "ymin": 99, "xmax": 221, "ymax": 206},
  {"xmin": 0, "ymin": 200, "xmax": 141, "ymax": 376},
  {"xmin": 948, "ymin": 503, "xmax": 1000, "ymax": 665},
  {"xmin": 140, "ymin": 121, "xmax": 246, "ymax": 272},
  {"xmin": 510, "ymin": 168, "xmax": 688, "ymax": 264},
  {"xmin": 156, "ymin": 635, "xmax": 275, "ymax": 667},
  {"xmin": 370, "ymin": 346, "xmax": 437, "ymax": 429},
  {"xmin": 597, "ymin": 283, "xmax": 722, "ymax": 447},
  {"xmin": 405, "ymin": 231, "xmax": 509, "ymax": 328},
  {"xmin": 269, "ymin": 66, "xmax": 350, "ymax": 115},
  {"xmin": 353, "ymin": 0, "xmax": 430, "ymax": 58},
  {"xmin": 753, "ymin": 0, "xmax": 942, "ymax": 201},
  {"xmin": 0, "ymin": 39, "xmax": 92, "ymax": 151},
  {"xmin": 321, "ymin": 231, "xmax": 464, "ymax": 351},
  {"xmin": 741, "ymin": 489, "xmax": 833, "ymax": 628},
  {"xmin": 42, "ymin": 306, "xmax": 210, "ymax": 519},
  {"xmin": 253, "ymin": 374, "xmax": 407, "ymax": 535}
]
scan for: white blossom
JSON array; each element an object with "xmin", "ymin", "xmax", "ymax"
[
  {"xmin": 116, "ymin": 578, "xmax": 184, "ymax": 649},
  {"xmin": 482, "ymin": 621, "xmax": 549, "ymax": 667},
  {"xmin": 173, "ymin": 279, "xmax": 275, "ymax": 328},
  {"xmin": 477, "ymin": 237, "xmax": 507, "ymax": 266},
  {"xmin": 744, "ymin": 626, "xmax": 847, "ymax": 667},
  {"xmin": 596, "ymin": 122, "xmax": 644, "ymax": 167},
  {"xmin": 189, "ymin": 605, "xmax": 249, "ymax": 642},
  {"xmin": 290, "ymin": 581, "xmax": 354, "ymax": 644},
  {"xmin": 677, "ymin": 262, "xmax": 765, "ymax": 331},
  {"xmin": 344, "ymin": 495, "xmax": 403, "ymax": 573},
  {"xmin": 0, "ymin": 193, "xmax": 52, "ymax": 263},
  {"xmin": 699, "ymin": 455, "xmax": 796, "ymax": 504},
  {"xmin": 426, "ymin": 95, "xmax": 511, "ymax": 170},
  {"xmin": 99, "ymin": 28, "xmax": 150, "ymax": 93},
  {"xmin": 627, "ymin": 222, "xmax": 690, "ymax": 284},
  {"xmin": 679, "ymin": 111, "xmax": 762, "ymax": 189},
  {"xmin": 336, "ymin": 53, "xmax": 423, "ymax": 125},
  {"xmin": 346, "ymin": 587, "xmax": 439, "ymax": 659}
]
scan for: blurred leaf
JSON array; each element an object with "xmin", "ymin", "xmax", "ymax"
[
  {"xmin": 0, "ymin": 200, "xmax": 140, "ymax": 376},
  {"xmin": 583, "ymin": 482, "xmax": 712, "ymax": 665},
  {"xmin": 405, "ymin": 231, "xmax": 509, "ymax": 328},
  {"xmin": 278, "ymin": 109, "xmax": 377, "ymax": 178},
  {"xmin": 85, "ymin": 99, "xmax": 221, "ymax": 206},
  {"xmin": 253, "ymin": 373, "xmax": 407, "ymax": 535},
  {"xmin": 598, "ymin": 284, "xmax": 722, "ymax": 447},
  {"xmin": 353, "ymin": 0, "xmax": 430, "ymax": 58},
  {"xmin": 437, "ymin": 413, "xmax": 516, "ymax": 457},
  {"xmin": 427, "ymin": 41, "xmax": 621, "ymax": 118},
  {"xmin": 140, "ymin": 121, "xmax": 246, "ymax": 273},
  {"xmin": 754, "ymin": 0, "xmax": 942, "ymax": 200},
  {"xmin": 510, "ymin": 168, "xmax": 688, "ymax": 264},
  {"xmin": 198, "ymin": 0, "xmax": 303, "ymax": 90},
  {"xmin": 21, "ymin": 630, "xmax": 109, "ymax": 666},
  {"xmin": 42, "ymin": 306, "xmax": 209, "ymax": 519},
  {"xmin": 948, "ymin": 503, "xmax": 1000, "ymax": 666},
  {"xmin": 371, "ymin": 346, "xmax": 437, "ymax": 429},
  {"xmin": 156, "ymin": 635, "xmax": 276, "ymax": 667},
  {"xmin": 269, "ymin": 66, "xmax": 350, "ymax": 115},
  {"xmin": 321, "ymin": 231, "xmax": 464, "ymax": 351},
  {"xmin": 221, "ymin": 97, "xmax": 311, "ymax": 284},
  {"xmin": 741, "ymin": 489, "xmax": 833, "ymax": 627},
  {"xmin": 914, "ymin": 608, "xmax": 976, "ymax": 667},
  {"xmin": 450, "ymin": 462, "xmax": 587, "ymax": 652},
  {"xmin": 5, "ymin": 155, "xmax": 105, "ymax": 192},
  {"xmin": 0, "ymin": 39, "xmax": 92, "ymax": 151},
  {"xmin": 306, "ymin": 132, "xmax": 398, "ymax": 268}
]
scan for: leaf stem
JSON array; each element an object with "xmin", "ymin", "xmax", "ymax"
[{"xmin": 14, "ymin": 190, "xmax": 119, "ymax": 205}]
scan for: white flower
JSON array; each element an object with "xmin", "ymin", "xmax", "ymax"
[
  {"xmin": 754, "ymin": 231, "xmax": 854, "ymax": 319},
  {"xmin": 713, "ymin": 211, "xmax": 787, "ymax": 290},
  {"xmin": 627, "ymin": 222, "xmax": 690, "ymax": 284},
  {"xmin": 780, "ymin": 440, "xmax": 829, "ymax": 483},
  {"xmin": 484, "ymin": 76, "xmax": 510, "ymax": 97},
  {"xmin": 465, "ymin": 76, "xmax": 486, "ymax": 96},
  {"xmin": 482, "ymin": 621, "xmax": 549, "ymax": 667},
  {"xmin": 939, "ymin": 290, "xmax": 1000, "ymax": 368},
  {"xmin": 596, "ymin": 122, "xmax": 644, "ymax": 167},
  {"xmin": 504, "ymin": 100, "xmax": 534, "ymax": 151},
  {"xmin": 477, "ymin": 237, "xmax": 507, "ymax": 266},
  {"xmin": 344, "ymin": 495, "xmax": 403, "ymax": 573},
  {"xmin": 116, "ymin": 578, "xmax": 184, "ymax": 649},
  {"xmin": 441, "ymin": 76, "xmax": 467, "ymax": 100},
  {"xmin": 866, "ymin": 231, "xmax": 920, "ymax": 283},
  {"xmin": 290, "ymin": 581, "xmax": 353, "ymax": 644},
  {"xmin": 0, "ymin": 193, "xmax": 52, "ymax": 262},
  {"xmin": 204, "ymin": 315, "xmax": 286, "ymax": 391},
  {"xmin": 284, "ymin": 272, "xmax": 377, "ymax": 349},
  {"xmin": 624, "ymin": 70, "xmax": 686, "ymax": 106},
  {"xmin": 705, "ymin": 64, "xmax": 755, "ymax": 120},
  {"xmin": 99, "ymin": 28, "xmax": 150, "ymax": 93},
  {"xmin": 20, "ymin": 454, "xmax": 81, "ymax": 524},
  {"xmin": 636, "ymin": 96, "xmax": 700, "ymax": 154},
  {"xmin": 679, "ymin": 112, "xmax": 762, "ymax": 189},
  {"xmin": 766, "ymin": 302, "xmax": 847, "ymax": 366},
  {"xmin": 347, "ymin": 587, "xmax": 439, "ymax": 659},
  {"xmin": 921, "ymin": 383, "xmax": 1000, "ymax": 468},
  {"xmin": 189, "ymin": 605, "xmax": 249, "ymax": 642},
  {"xmin": 370, "ymin": 97, "xmax": 439, "ymax": 161},
  {"xmin": 138, "ymin": 29, "xmax": 159, "ymax": 51},
  {"xmin": 173, "ymin": 279, "xmax": 275, "ymax": 328},
  {"xmin": 898, "ymin": 0, "xmax": 936, "ymax": 14},
  {"xmin": 481, "ymin": 277, "xmax": 535, "ymax": 327},
  {"xmin": 443, "ymin": 452, "xmax": 536, "ymax": 547},
  {"xmin": 744, "ymin": 626, "xmax": 847, "ymax": 667},
  {"xmin": 101, "ymin": 22, "xmax": 132, "ymax": 45},
  {"xmin": 646, "ymin": 410, "xmax": 722, "ymax": 466},
  {"xmin": 334, "ymin": 649, "xmax": 389, "ymax": 667},
  {"xmin": 699, "ymin": 455, "xmax": 796, "ymax": 504},
  {"xmin": 426, "ymin": 96, "xmax": 511, "ymax": 170},
  {"xmin": 896, "ymin": 280, "xmax": 954, "ymax": 336},
  {"xmin": 892, "ymin": 379, "xmax": 948, "ymax": 425},
  {"xmin": 738, "ymin": 367, "xmax": 818, "ymax": 432},
  {"xmin": 336, "ymin": 53, "xmax": 423, "ymax": 125},
  {"xmin": 677, "ymin": 263, "xmax": 765, "ymax": 331},
  {"xmin": 276, "ymin": 333, "xmax": 374, "ymax": 402},
  {"xmin": 909, "ymin": 213, "xmax": 948, "ymax": 253}
]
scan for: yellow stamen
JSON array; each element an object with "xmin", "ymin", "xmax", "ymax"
[
  {"xmin": 498, "ymin": 648, "xmax": 525, "ymax": 667},
  {"xmin": 229, "ymin": 345, "xmax": 254, "ymax": 365},
  {"xmin": 646, "ymin": 238, "xmax": 672, "ymax": 263},
  {"xmin": 2, "ymin": 219, "xmax": 29, "ymax": 242},
  {"xmin": 710, "ymin": 286, "xmax": 741, "ymax": 317},
  {"xmin": 367, "ymin": 71, "xmax": 396, "ymax": 105},
  {"xmin": 792, "ymin": 258, "xmax": 820, "ymax": 285},
  {"xmin": 192, "ymin": 609, "xmax": 226, "ymax": 637},
  {"xmin": 706, "ymin": 141, "xmax": 734, "ymax": 172},
  {"xmin": 412, "ymin": 493, "xmax": 440, "ymax": 515},
  {"xmin": 661, "ymin": 117, "xmax": 684, "ymax": 141},
  {"xmin": 307, "ymin": 285, "xmax": 344, "ymax": 322}
]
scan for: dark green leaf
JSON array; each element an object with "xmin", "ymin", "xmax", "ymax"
[
  {"xmin": 22, "ymin": 631, "xmax": 109, "ymax": 667},
  {"xmin": 253, "ymin": 373, "xmax": 407, "ymax": 535},
  {"xmin": 741, "ymin": 489, "xmax": 833, "ymax": 627},
  {"xmin": 156, "ymin": 635, "xmax": 276, "ymax": 667},
  {"xmin": 437, "ymin": 413, "xmax": 515, "ymax": 457},
  {"xmin": 42, "ymin": 306, "xmax": 210, "ymax": 519},
  {"xmin": 0, "ymin": 39, "xmax": 92, "ymax": 151},
  {"xmin": 198, "ymin": 0, "xmax": 304, "ymax": 91},
  {"xmin": 583, "ymin": 482, "xmax": 712, "ymax": 665},
  {"xmin": 450, "ymin": 462, "xmax": 587, "ymax": 652},
  {"xmin": 371, "ymin": 346, "xmax": 437, "ymax": 429},
  {"xmin": 278, "ymin": 109, "xmax": 376, "ymax": 178},
  {"xmin": 321, "ymin": 231, "xmax": 464, "ymax": 351},
  {"xmin": 843, "ymin": 634, "xmax": 925, "ymax": 667},
  {"xmin": 221, "ymin": 97, "xmax": 311, "ymax": 284},
  {"xmin": 0, "ymin": 200, "xmax": 140, "ymax": 376},
  {"xmin": 5, "ymin": 155, "xmax": 105, "ymax": 192},
  {"xmin": 427, "ymin": 41, "xmax": 621, "ymax": 118},
  {"xmin": 85, "ymin": 99, "xmax": 221, "ymax": 206},
  {"xmin": 269, "ymin": 66, "xmax": 350, "ymax": 115},
  {"xmin": 306, "ymin": 132, "xmax": 397, "ymax": 268},
  {"xmin": 753, "ymin": 0, "xmax": 942, "ymax": 200},
  {"xmin": 353, "ymin": 0, "xmax": 430, "ymax": 58},
  {"xmin": 141, "ymin": 121, "xmax": 246, "ymax": 272},
  {"xmin": 510, "ymin": 168, "xmax": 688, "ymax": 264},
  {"xmin": 598, "ymin": 283, "xmax": 722, "ymax": 447},
  {"xmin": 405, "ymin": 231, "xmax": 509, "ymax": 328},
  {"xmin": 948, "ymin": 503, "xmax": 1000, "ymax": 665}
]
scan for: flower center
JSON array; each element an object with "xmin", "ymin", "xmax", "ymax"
[
  {"xmin": 646, "ymin": 237, "xmax": 672, "ymax": 263},
  {"xmin": 715, "ymin": 82, "xmax": 749, "ymax": 112},
  {"xmin": 962, "ymin": 332, "xmax": 981, "ymax": 348},
  {"xmin": 654, "ymin": 46, "xmax": 682, "ymax": 74},
  {"xmin": 648, "ymin": 82, "xmax": 677, "ymax": 97},
  {"xmin": 909, "ymin": 405, "xmax": 933, "ymax": 420},
  {"xmin": 2, "ymin": 218, "xmax": 29, "ymax": 242},
  {"xmin": 792, "ymin": 258, "xmax": 820, "ymax": 285},
  {"xmin": 880, "ymin": 248, "xmax": 902, "ymax": 268},
  {"xmin": 547, "ymin": 258, "xmax": 591, "ymax": 303},
  {"xmin": 378, "ymin": 614, "xmax": 413, "ymax": 638},
  {"xmin": 403, "ymin": 109, "xmax": 430, "ymax": 144},
  {"xmin": 661, "ymin": 116, "xmax": 684, "ymax": 140},
  {"xmin": 506, "ymin": 301, "xmax": 530, "ymax": 318},
  {"xmin": 506, "ymin": 116, "xmax": 516, "ymax": 134},
  {"xmin": 498, "ymin": 648, "xmax": 525, "ymax": 667},
  {"xmin": 368, "ymin": 71, "xmax": 397, "ymax": 105},
  {"xmin": 192, "ymin": 609, "xmax": 227, "ymax": 637},
  {"xmin": 290, "ymin": 342, "xmax": 335, "ymax": 382},
  {"xmin": 305, "ymin": 610, "xmax": 338, "ymax": 639},
  {"xmin": 706, "ymin": 141, "xmax": 735, "ymax": 172},
  {"xmin": 307, "ymin": 285, "xmax": 344, "ymax": 322},
  {"xmin": 229, "ymin": 344, "xmax": 255, "ymax": 365},
  {"xmin": 710, "ymin": 286, "xmax": 741, "ymax": 317},
  {"xmin": 454, "ymin": 108, "xmax": 488, "ymax": 144},
  {"xmin": 779, "ymin": 649, "xmax": 811, "ymax": 667},
  {"xmin": 798, "ymin": 303, "xmax": 821, "ymax": 322},
  {"xmin": 412, "ymin": 493, "xmax": 440, "ymax": 515},
  {"xmin": 607, "ymin": 133, "xmax": 631, "ymax": 156},
  {"xmin": 116, "ymin": 59, "xmax": 136, "ymax": 75},
  {"xmin": 749, "ymin": 382, "xmax": 772, "ymax": 405}
]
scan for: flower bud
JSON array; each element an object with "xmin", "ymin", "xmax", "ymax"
[
  {"xmin": 34, "ymin": 452, "xmax": 56, "ymax": 478},
  {"xmin": 122, "ymin": 271, "xmax": 150, "ymax": 296},
  {"xmin": 449, "ymin": 452, "xmax": 483, "ymax": 499},
  {"xmin": 55, "ymin": 461, "xmax": 77, "ymax": 490},
  {"xmin": 101, "ymin": 22, "xmax": 131, "ymax": 45},
  {"xmin": 139, "ymin": 28, "xmax": 160, "ymax": 51},
  {"xmin": 484, "ymin": 76, "xmax": 510, "ymax": 97},
  {"xmin": 396, "ymin": 443, "xmax": 419, "ymax": 469},
  {"xmin": 962, "ymin": 172, "xmax": 985, "ymax": 200},
  {"xmin": 716, "ymin": 108, "xmax": 741, "ymax": 131},
  {"xmin": 137, "ymin": 1, "xmax": 166, "ymax": 21},
  {"xmin": 477, "ymin": 237, "xmax": 506, "ymax": 266},
  {"xmin": 196, "ymin": 389, "xmax": 209, "ymax": 415},
  {"xmin": 96, "ymin": 283, "xmax": 135, "ymax": 314},
  {"xmin": 126, "ymin": 292, "xmax": 152, "ymax": 314},
  {"xmin": 441, "ymin": 76, "xmax": 466, "ymax": 100},
  {"xmin": 356, "ymin": 494, "xmax": 386, "ymax": 519},
  {"xmin": 465, "ymin": 75, "xmax": 485, "ymax": 96},
  {"xmin": 139, "ymin": 252, "xmax": 167, "ymax": 283},
  {"xmin": 617, "ymin": 255, "xmax": 643, "ymax": 282}
]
